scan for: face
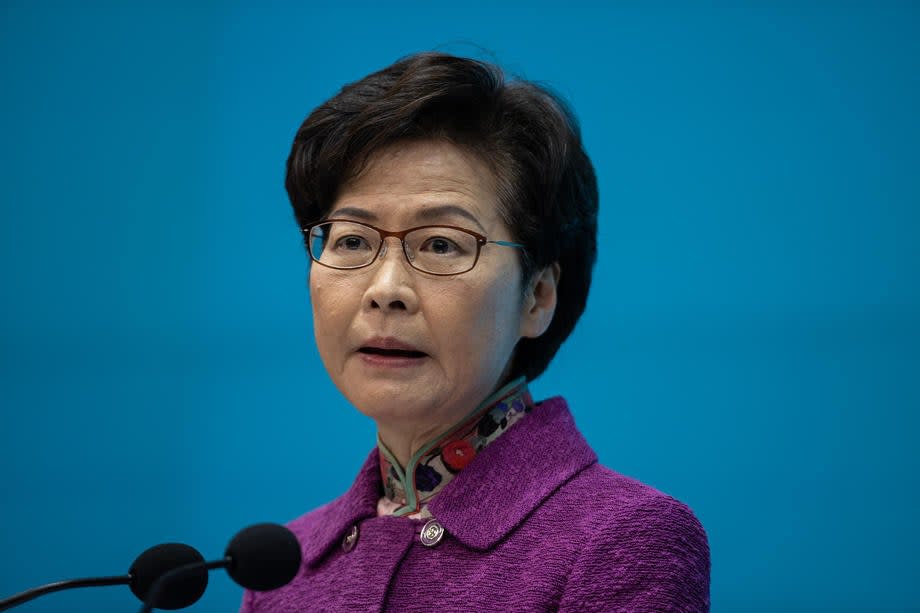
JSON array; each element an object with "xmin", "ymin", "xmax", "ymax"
[{"xmin": 309, "ymin": 140, "xmax": 548, "ymax": 439}]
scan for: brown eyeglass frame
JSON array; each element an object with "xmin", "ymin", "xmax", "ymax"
[{"xmin": 302, "ymin": 219, "xmax": 524, "ymax": 276}]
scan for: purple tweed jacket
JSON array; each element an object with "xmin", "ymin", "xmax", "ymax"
[{"xmin": 240, "ymin": 397, "xmax": 710, "ymax": 612}]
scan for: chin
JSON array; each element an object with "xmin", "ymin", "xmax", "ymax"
[
  {"xmin": 353, "ymin": 398, "xmax": 432, "ymax": 424},
  {"xmin": 345, "ymin": 384, "xmax": 434, "ymax": 420}
]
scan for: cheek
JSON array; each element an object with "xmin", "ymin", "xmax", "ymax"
[
  {"xmin": 438, "ymin": 277, "xmax": 523, "ymax": 352},
  {"xmin": 310, "ymin": 274, "xmax": 356, "ymax": 345}
]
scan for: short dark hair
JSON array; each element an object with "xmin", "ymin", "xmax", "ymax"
[{"xmin": 286, "ymin": 52, "xmax": 598, "ymax": 381}]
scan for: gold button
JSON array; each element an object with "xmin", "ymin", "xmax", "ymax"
[
  {"xmin": 420, "ymin": 519, "xmax": 445, "ymax": 547},
  {"xmin": 342, "ymin": 525, "xmax": 359, "ymax": 552}
]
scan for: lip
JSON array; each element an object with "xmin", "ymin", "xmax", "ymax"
[
  {"xmin": 357, "ymin": 336, "xmax": 428, "ymax": 368},
  {"xmin": 359, "ymin": 336, "xmax": 425, "ymax": 353}
]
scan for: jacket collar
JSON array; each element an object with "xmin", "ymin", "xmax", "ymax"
[{"xmin": 298, "ymin": 396, "xmax": 597, "ymax": 566}]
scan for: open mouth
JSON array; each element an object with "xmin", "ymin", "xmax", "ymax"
[{"xmin": 358, "ymin": 347, "xmax": 427, "ymax": 358}]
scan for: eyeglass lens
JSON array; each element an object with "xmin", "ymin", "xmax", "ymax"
[{"xmin": 308, "ymin": 221, "xmax": 480, "ymax": 275}]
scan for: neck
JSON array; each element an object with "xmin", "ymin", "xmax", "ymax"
[
  {"xmin": 376, "ymin": 422, "xmax": 448, "ymax": 469},
  {"xmin": 375, "ymin": 376, "xmax": 527, "ymax": 469}
]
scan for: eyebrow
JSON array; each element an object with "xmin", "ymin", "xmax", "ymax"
[{"xmin": 330, "ymin": 204, "xmax": 486, "ymax": 233}]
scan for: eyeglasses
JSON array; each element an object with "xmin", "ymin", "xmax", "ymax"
[{"xmin": 302, "ymin": 219, "xmax": 524, "ymax": 276}]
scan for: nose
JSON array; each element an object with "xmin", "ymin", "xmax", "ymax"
[{"xmin": 362, "ymin": 237, "xmax": 420, "ymax": 314}]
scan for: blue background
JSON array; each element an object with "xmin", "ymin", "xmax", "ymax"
[{"xmin": 1, "ymin": 2, "xmax": 918, "ymax": 611}]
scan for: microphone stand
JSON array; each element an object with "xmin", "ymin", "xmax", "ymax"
[{"xmin": 0, "ymin": 575, "xmax": 129, "ymax": 611}]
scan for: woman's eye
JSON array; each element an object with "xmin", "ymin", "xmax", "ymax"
[
  {"xmin": 422, "ymin": 237, "xmax": 460, "ymax": 254},
  {"xmin": 335, "ymin": 235, "xmax": 370, "ymax": 250}
]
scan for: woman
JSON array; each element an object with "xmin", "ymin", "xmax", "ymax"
[{"xmin": 241, "ymin": 52, "xmax": 710, "ymax": 612}]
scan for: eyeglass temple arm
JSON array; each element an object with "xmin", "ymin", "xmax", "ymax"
[{"xmin": 488, "ymin": 240, "xmax": 525, "ymax": 248}]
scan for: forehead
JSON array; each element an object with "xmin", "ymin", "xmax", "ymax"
[{"xmin": 331, "ymin": 140, "xmax": 500, "ymax": 228}]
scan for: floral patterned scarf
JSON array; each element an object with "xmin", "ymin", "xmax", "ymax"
[{"xmin": 377, "ymin": 376, "xmax": 535, "ymax": 519}]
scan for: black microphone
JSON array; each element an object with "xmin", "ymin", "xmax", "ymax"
[
  {"xmin": 129, "ymin": 544, "xmax": 209, "ymax": 610},
  {"xmin": 0, "ymin": 543, "xmax": 207, "ymax": 611},
  {"xmin": 140, "ymin": 523, "xmax": 302, "ymax": 613}
]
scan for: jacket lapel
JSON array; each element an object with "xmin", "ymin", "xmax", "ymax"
[
  {"xmin": 298, "ymin": 448, "xmax": 382, "ymax": 568},
  {"xmin": 428, "ymin": 396, "xmax": 598, "ymax": 550}
]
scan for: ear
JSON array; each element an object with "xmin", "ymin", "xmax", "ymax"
[{"xmin": 519, "ymin": 262, "xmax": 560, "ymax": 339}]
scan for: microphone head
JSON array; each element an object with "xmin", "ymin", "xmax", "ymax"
[
  {"xmin": 129, "ymin": 542, "xmax": 208, "ymax": 610},
  {"xmin": 225, "ymin": 523, "xmax": 302, "ymax": 591}
]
